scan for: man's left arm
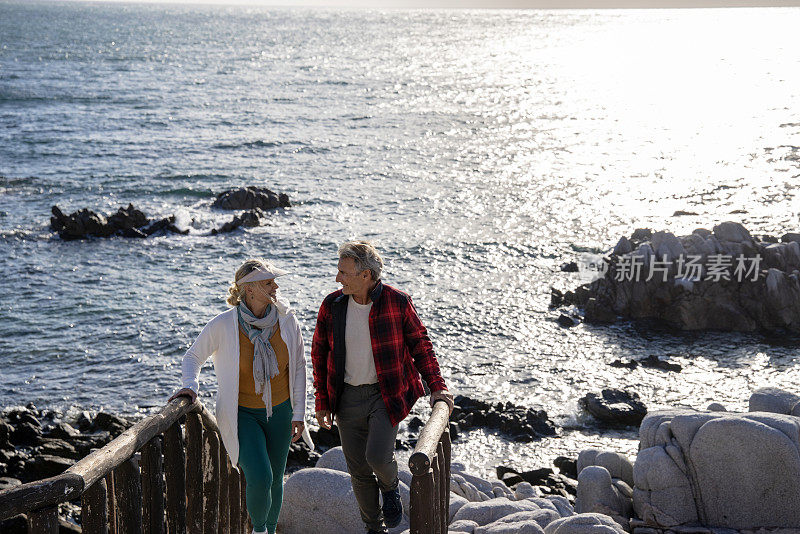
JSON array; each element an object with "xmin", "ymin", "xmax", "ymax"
[{"xmin": 402, "ymin": 297, "xmax": 454, "ymax": 411}]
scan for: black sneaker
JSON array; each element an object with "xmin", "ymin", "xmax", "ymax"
[{"xmin": 381, "ymin": 488, "xmax": 403, "ymax": 528}]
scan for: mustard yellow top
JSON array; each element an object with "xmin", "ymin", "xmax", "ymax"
[{"xmin": 238, "ymin": 324, "xmax": 290, "ymax": 408}]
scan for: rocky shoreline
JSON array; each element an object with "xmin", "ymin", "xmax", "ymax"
[
  {"xmin": 6, "ymin": 387, "xmax": 797, "ymax": 532},
  {"xmin": 49, "ymin": 185, "xmax": 291, "ymax": 240},
  {"xmin": 0, "ymin": 393, "xmax": 597, "ymax": 532},
  {"xmin": 554, "ymin": 221, "xmax": 800, "ymax": 333}
]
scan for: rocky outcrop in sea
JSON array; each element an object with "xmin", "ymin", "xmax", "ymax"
[
  {"xmin": 557, "ymin": 222, "xmax": 800, "ymax": 332},
  {"xmin": 48, "ymin": 186, "xmax": 292, "ymax": 240}
]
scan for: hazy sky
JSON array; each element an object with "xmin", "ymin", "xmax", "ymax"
[{"xmin": 50, "ymin": 0, "xmax": 800, "ymax": 8}]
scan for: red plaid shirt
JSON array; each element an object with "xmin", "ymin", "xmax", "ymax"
[{"xmin": 311, "ymin": 281, "xmax": 447, "ymax": 427}]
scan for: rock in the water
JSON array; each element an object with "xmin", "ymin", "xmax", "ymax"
[
  {"xmin": 50, "ymin": 204, "xmax": 157, "ymax": 240},
  {"xmin": 558, "ymin": 314, "xmax": 578, "ymax": 328},
  {"xmin": 211, "ymin": 208, "xmax": 268, "ymax": 234},
  {"xmin": 544, "ymin": 513, "xmax": 627, "ymax": 534},
  {"xmin": 579, "ymin": 389, "xmax": 647, "ymax": 427},
  {"xmin": 452, "ymin": 395, "xmax": 557, "ymax": 442},
  {"xmin": 212, "ymin": 186, "xmax": 290, "ymax": 210},
  {"xmin": 564, "ymin": 222, "xmax": 800, "ymax": 332},
  {"xmin": 36, "ymin": 438, "xmax": 79, "ymax": 460}
]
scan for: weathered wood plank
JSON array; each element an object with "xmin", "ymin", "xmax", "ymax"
[
  {"xmin": 185, "ymin": 413, "xmax": 203, "ymax": 534},
  {"xmin": 27, "ymin": 506, "xmax": 59, "ymax": 534},
  {"xmin": 441, "ymin": 429, "xmax": 452, "ymax": 532},
  {"xmin": 142, "ymin": 437, "xmax": 165, "ymax": 534},
  {"xmin": 106, "ymin": 472, "xmax": 117, "ymax": 534},
  {"xmin": 409, "ymin": 471, "xmax": 435, "ymax": 534},
  {"xmin": 432, "ymin": 452, "xmax": 441, "ymax": 531},
  {"xmin": 218, "ymin": 448, "xmax": 230, "ymax": 534},
  {"xmin": 68, "ymin": 398, "xmax": 195, "ymax": 491},
  {"xmin": 240, "ymin": 470, "xmax": 248, "ymax": 533},
  {"xmin": 113, "ymin": 458, "xmax": 143, "ymax": 534},
  {"xmin": 228, "ymin": 463, "xmax": 240, "ymax": 534},
  {"xmin": 408, "ymin": 401, "xmax": 450, "ymax": 476},
  {"xmin": 163, "ymin": 423, "xmax": 186, "ymax": 534},
  {"xmin": 0, "ymin": 399, "xmax": 222, "ymax": 523},
  {"xmin": 81, "ymin": 477, "xmax": 109, "ymax": 534},
  {"xmin": 0, "ymin": 474, "xmax": 82, "ymax": 521},
  {"xmin": 202, "ymin": 430, "xmax": 220, "ymax": 534},
  {"xmin": 437, "ymin": 442, "xmax": 447, "ymax": 534}
]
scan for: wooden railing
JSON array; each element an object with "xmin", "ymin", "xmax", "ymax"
[
  {"xmin": 408, "ymin": 400, "xmax": 451, "ymax": 534},
  {"xmin": 0, "ymin": 397, "xmax": 250, "ymax": 533}
]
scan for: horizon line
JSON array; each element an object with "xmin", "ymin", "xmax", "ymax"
[{"xmin": 18, "ymin": 0, "xmax": 800, "ymax": 9}]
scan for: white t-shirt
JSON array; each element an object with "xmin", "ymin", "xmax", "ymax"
[{"xmin": 344, "ymin": 296, "xmax": 378, "ymax": 386}]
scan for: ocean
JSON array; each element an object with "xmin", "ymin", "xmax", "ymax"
[{"xmin": 2, "ymin": 0, "xmax": 800, "ymax": 476}]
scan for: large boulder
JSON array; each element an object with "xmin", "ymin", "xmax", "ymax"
[
  {"xmin": 574, "ymin": 466, "xmax": 631, "ymax": 527},
  {"xmin": 278, "ymin": 468, "xmax": 409, "ymax": 534},
  {"xmin": 544, "ymin": 513, "xmax": 627, "ymax": 534},
  {"xmin": 212, "ymin": 186, "xmax": 290, "ymax": 210},
  {"xmin": 748, "ymin": 387, "xmax": 800, "ymax": 415},
  {"xmin": 633, "ymin": 410, "xmax": 800, "ymax": 529},
  {"xmin": 452, "ymin": 497, "xmax": 542, "ymax": 526}
]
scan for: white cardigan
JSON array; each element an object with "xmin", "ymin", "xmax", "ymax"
[{"xmin": 181, "ymin": 298, "xmax": 312, "ymax": 466}]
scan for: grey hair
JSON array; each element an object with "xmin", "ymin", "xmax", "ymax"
[
  {"xmin": 227, "ymin": 258, "xmax": 277, "ymax": 306},
  {"xmin": 338, "ymin": 241, "xmax": 384, "ymax": 281}
]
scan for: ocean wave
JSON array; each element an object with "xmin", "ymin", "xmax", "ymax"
[
  {"xmin": 212, "ymin": 140, "xmax": 305, "ymax": 150},
  {"xmin": 156, "ymin": 187, "xmax": 216, "ymax": 198}
]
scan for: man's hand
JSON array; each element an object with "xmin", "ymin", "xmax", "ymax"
[
  {"xmin": 169, "ymin": 388, "xmax": 197, "ymax": 403},
  {"xmin": 430, "ymin": 389, "xmax": 454, "ymax": 416},
  {"xmin": 315, "ymin": 409, "xmax": 333, "ymax": 430},
  {"xmin": 291, "ymin": 421, "xmax": 305, "ymax": 443}
]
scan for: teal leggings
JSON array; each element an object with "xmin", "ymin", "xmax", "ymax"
[{"xmin": 237, "ymin": 400, "xmax": 293, "ymax": 534}]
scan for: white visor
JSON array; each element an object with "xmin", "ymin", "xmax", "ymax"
[{"xmin": 237, "ymin": 265, "xmax": 289, "ymax": 284}]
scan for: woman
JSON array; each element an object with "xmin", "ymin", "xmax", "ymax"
[{"xmin": 170, "ymin": 259, "xmax": 312, "ymax": 534}]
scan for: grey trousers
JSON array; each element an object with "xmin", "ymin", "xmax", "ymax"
[{"xmin": 336, "ymin": 383, "xmax": 400, "ymax": 531}]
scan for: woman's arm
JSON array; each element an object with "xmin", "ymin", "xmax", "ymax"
[{"xmin": 171, "ymin": 317, "xmax": 221, "ymax": 399}]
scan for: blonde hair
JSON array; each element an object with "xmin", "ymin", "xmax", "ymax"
[{"xmin": 226, "ymin": 259, "xmax": 272, "ymax": 306}]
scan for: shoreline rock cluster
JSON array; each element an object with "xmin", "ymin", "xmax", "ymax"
[
  {"xmin": 280, "ymin": 387, "xmax": 800, "ymax": 533},
  {"xmin": 49, "ymin": 186, "xmax": 290, "ymax": 240},
  {"xmin": 556, "ymin": 221, "xmax": 800, "ymax": 333}
]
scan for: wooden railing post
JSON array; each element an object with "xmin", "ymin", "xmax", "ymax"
[
  {"xmin": 81, "ymin": 477, "xmax": 109, "ymax": 534},
  {"xmin": 113, "ymin": 457, "xmax": 143, "ymax": 534},
  {"xmin": 28, "ymin": 505, "xmax": 59, "ymax": 534},
  {"xmin": 202, "ymin": 430, "xmax": 220, "ymax": 534},
  {"xmin": 218, "ymin": 449, "xmax": 230, "ymax": 534},
  {"xmin": 409, "ymin": 471, "xmax": 435, "ymax": 534},
  {"xmin": 441, "ymin": 429, "xmax": 451, "ymax": 528},
  {"xmin": 408, "ymin": 401, "xmax": 451, "ymax": 534},
  {"xmin": 185, "ymin": 413, "xmax": 204, "ymax": 533},
  {"xmin": 142, "ymin": 436, "xmax": 165, "ymax": 534},
  {"xmin": 106, "ymin": 472, "xmax": 117, "ymax": 534},
  {"xmin": 436, "ymin": 441, "xmax": 447, "ymax": 533},
  {"xmin": 163, "ymin": 423, "xmax": 186, "ymax": 534},
  {"xmin": 228, "ymin": 464, "xmax": 240, "ymax": 534},
  {"xmin": 240, "ymin": 471, "xmax": 249, "ymax": 533}
]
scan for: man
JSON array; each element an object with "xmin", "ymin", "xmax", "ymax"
[{"xmin": 311, "ymin": 241, "xmax": 454, "ymax": 534}]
